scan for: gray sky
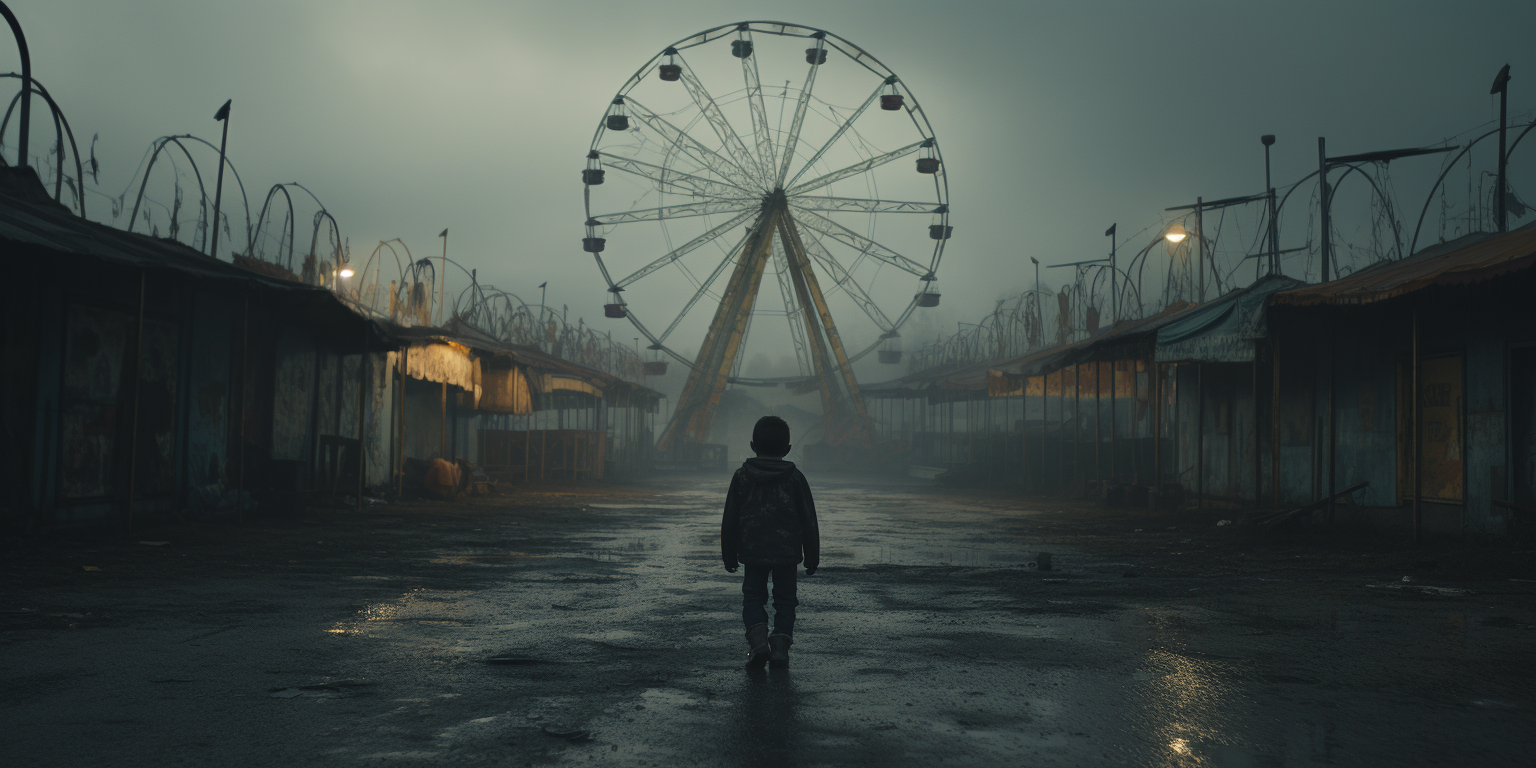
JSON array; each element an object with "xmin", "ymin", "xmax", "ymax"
[{"xmin": 9, "ymin": 0, "xmax": 1535, "ymax": 384}]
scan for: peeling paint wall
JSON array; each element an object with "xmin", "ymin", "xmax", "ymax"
[{"xmin": 186, "ymin": 292, "xmax": 233, "ymax": 487}]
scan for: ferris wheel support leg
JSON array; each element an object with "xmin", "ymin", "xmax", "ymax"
[
  {"xmin": 783, "ymin": 215, "xmax": 870, "ymax": 425},
  {"xmin": 656, "ymin": 211, "xmax": 777, "ymax": 452},
  {"xmin": 777, "ymin": 217, "xmax": 839, "ymax": 424}
]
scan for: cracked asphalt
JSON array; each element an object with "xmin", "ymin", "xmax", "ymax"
[{"xmin": 2, "ymin": 472, "xmax": 1533, "ymax": 766}]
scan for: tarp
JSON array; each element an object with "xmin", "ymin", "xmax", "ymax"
[
  {"xmin": 404, "ymin": 340, "xmax": 481, "ymax": 404},
  {"xmin": 1155, "ymin": 274, "xmax": 1305, "ymax": 362}
]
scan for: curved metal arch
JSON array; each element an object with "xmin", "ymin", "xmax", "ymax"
[
  {"xmin": 1406, "ymin": 121, "xmax": 1535, "ymax": 256},
  {"xmin": 126, "ymin": 136, "xmax": 210, "ymax": 246},
  {"xmin": 0, "ymin": 4, "xmax": 31, "ymax": 169},
  {"xmin": 0, "ymin": 75, "xmax": 85, "ymax": 217},
  {"xmin": 248, "ymin": 183, "xmax": 298, "ymax": 267}
]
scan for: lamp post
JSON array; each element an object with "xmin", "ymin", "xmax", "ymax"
[
  {"xmin": 210, "ymin": 100, "xmax": 231, "ymax": 259},
  {"xmin": 1492, "ymin": 64, "xmax": 1512, "ymax": 232},
  {"xmin": 1105, "ymin": 223, "xmax": 1117, "ymax": 322},
  {"xmin": 437, "ymin": 228, "xmax": 449, "ymax": 326},
  {"xmin": 1262, "ymin": 135, "xmax": 1278, "ymax": 274}
]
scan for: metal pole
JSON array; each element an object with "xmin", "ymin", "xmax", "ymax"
[
  {"xmin": 438, "ymin": 229, "xmax": 449, "ymax": 325},
  {"xmin": 1094, "ymin": 361, "xmax": 1102, "ymax": 490},
  {"xmin": 1318, "ymin": 137, "xmax": 1331, "ymax": 282},
  {"xmin": 1073, "ymin": 364, "xmax": 1081, "ymax": 490},
  {"xmin": 1110, "ymin": 359, "xmax": 1118, "ymax": 484},
  {"xmin": 125, "ymin": 273, "xmax": 146, "ymax": 531},
  {"xmin": 1196, "ymin": 363, "xmax": 1204, "ymax": 511},
  {"xmin": 1130, "ymin": 359, "xmax": 1140, "ymax": 486},
  {"xmin": 1253, "ymin": 344, "xmax": 1263, "ymax": 509},
  {"xmin": 1153, "ymin": 360, "xmax": 1162, "ymax": 498},
  {"xmin": 1271, "ymin": 336, "xmax": 1281, "ymax": 507},
  {"xmin": 1262, "ymin": 135, "xmax": 1278, "ymax": 275},
  {"xmin": 210, "ymin": 100, "xmax": 231, "ymax": 258},
  {"xmin": 1109, "ymin": 225, "xmax": 1118, "ymax": 324},
  {"xmin": 236, "ymin": 295, "xmax": 248, "ymax": 523},
  {"xmin": 1040, "ymin": 376, "xmax": 1047, "ymax": 491},
  {"xmin": 1, "ymin": 2, "xmax": 32, "ymax": 168},
  {"xmin": 1195, "ymin": 198, "xmax": 1205, "ymax": 302},
  {"xmin": 1412, "ymin": 309, "xmax": 1422, "ymax": 543},
  {"xmin": 440, "ymin": 382, "xmax": 448, "ymax": 458},
  {"xmin": 1494, "ymin": 65, "xmax": 1510, "ymax": 232},
  {"xmin": 1327, "ymin": 329, "xmax": 1337, "ymax": 522},
  {"xmin": 357, "ymin": 334, "xmax": 367, "ymax": 514}
]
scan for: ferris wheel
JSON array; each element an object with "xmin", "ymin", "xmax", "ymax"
[{"xmin": 580, "ymin": 21, "xmax": 950, "ymax": 449}]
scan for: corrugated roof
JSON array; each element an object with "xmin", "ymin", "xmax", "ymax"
[{"xmin": 1272, "ymin": 223, "xmax": 1536, "ymax": 306}]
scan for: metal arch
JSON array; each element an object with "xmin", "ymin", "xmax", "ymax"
[
  {"xmin": 0, "ymin": 75, "xmax": 84, "ymax": 217},
  {"xmin": 126, "ymin": 136, "xmax": 209, "ymax": 246},
  {"xmin": 248, "ymin": 183, "xmax": 298, "ymax": 267},
  {"xmin": 117, "ymin": 133, "xmax": 255, "ymax": 255},
  {"xmin": 1405, "ymin": 122, "xmax": 1534, "ymax": 256}
]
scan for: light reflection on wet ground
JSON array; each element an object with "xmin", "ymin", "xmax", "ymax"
[{"xmin": 4, "ymin": 473, "xmax": 1532, "ymax": 766}]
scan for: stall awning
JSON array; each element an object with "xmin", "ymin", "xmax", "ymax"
[{"xmin": 1155, "ymin": 274, "xmax": 1305, "ymax": 363}]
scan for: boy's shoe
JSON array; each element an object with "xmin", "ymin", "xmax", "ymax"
[
  {"xmin": 768, "ymin": 633, "xmax": 792, "ymax": 668},
  {"xmin": 745, "ymin": 623, "xmax": 770, "ymax": 669}
]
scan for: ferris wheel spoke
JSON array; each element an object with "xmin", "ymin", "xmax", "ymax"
[
  {"xmin": 737, "ymin": 30, "xmax": 778, "ymax": 184},
  {"xmin": 785, "ymin": 82, "xmax": 882, "ymax": 189},
  {"xmin": 776, "ymin": 37, "xmax": 825, "ymax": 188},
  {"xmin": 626, "ymin": 97, "xmax": 757, "ymax": 189},
  {"xmin": 791, "ymin": 196, "xmax": 943, "ymax": 214},
  {"xmin": 591, "ymin": 198, "xmax": 756, "ymax": 226},
  {"xmin": 657, "ymin": 247, "xmax": 742, "ymax": 343},
  {"xmin": 613, "ymin": 209, "xmax": 756, "ymax": 289},
  {"xmin": 771, "ymin": 245, "xmax": 814, "ymax": 375},
  {"xmin": 789, "ymin": 208, "xmax": 930, "ymax": 277},
  {"xmin": 599, "ymin": 152, "xmax": 752, "ymax": 201},
  {"xmin": 672, "ymin": 57, "xmax": 764, "ymax": 186},
  {"xmin": 798, "ymin": 227, "xmax": 895, "ymax": 331},
  {"xmin": 786, "ymin": 139, "xmax": 926, "ymax": 197}
]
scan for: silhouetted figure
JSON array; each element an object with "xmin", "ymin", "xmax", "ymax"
[{"xmin": 721, "ymin": 415, "xmax": 820, "ymax": 669}]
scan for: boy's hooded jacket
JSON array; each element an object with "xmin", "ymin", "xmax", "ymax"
[{"xmin": 720, "ymin": 457, "xmax": 819, "ymax": 568}]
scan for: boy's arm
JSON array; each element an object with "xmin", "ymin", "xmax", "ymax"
[
  {"xmin": 720, "ymin": 473, "xmax": 742, "ymax": 571},
  {"xmin": 798, "ymin": 473, "xmax": 819, "ymax": 574}
]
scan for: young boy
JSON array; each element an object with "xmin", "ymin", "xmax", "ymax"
[{"xmin": 720, "ymin": 415, "xmax": 820, "ymax": 669}]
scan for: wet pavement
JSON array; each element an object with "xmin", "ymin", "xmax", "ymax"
[{"xmin": 3, "ymin": 472, "xmax": 1534, "ymax": 766}]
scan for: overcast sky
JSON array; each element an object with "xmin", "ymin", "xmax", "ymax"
[{"xmin": 7, "ymin": 0, "xmax": 1535, "ymax": 382}]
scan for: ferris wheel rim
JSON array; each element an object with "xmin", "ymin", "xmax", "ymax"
[{"xmin": 583, "ymin": 21, "xmax": 949, "ymax": 383}]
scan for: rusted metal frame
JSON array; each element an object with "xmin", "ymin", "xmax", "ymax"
[
  {"xmin": 782, "ymin": 214, "xmax": 868, "ymax": 421},
  {"xmin": 124, "ymin": 272, "xmax": 146, "ymax": 531},
  {"xmin": 691, "ymin": 216, "xmax": 775, "ymax": 444}
]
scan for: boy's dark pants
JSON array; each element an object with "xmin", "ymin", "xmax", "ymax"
[{"xmin": 741, "ymin": 563, "xmax": 798, "ymax": 636}]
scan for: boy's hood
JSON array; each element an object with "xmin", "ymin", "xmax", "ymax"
[{"xmin": 740, "ymin": 457, "xmax": 796, "ymax": 482}]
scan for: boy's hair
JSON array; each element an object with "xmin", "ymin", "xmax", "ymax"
[{"xmin": 752, "ymin": 415, "xmax": 791, "ymax": 456}]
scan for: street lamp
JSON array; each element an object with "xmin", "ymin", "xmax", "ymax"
[
  {"xmin": 209, "ymin": 99, "xmax": 231, "ymax": 259},
  {"xmin": 1163, "ymin": 227, "xmax": 1188, "ymax": 244}
]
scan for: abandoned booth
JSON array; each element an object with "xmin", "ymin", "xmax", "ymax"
[{"xmin": 0, "ymin": 166, "xmax": 387, "ymax": 533}]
